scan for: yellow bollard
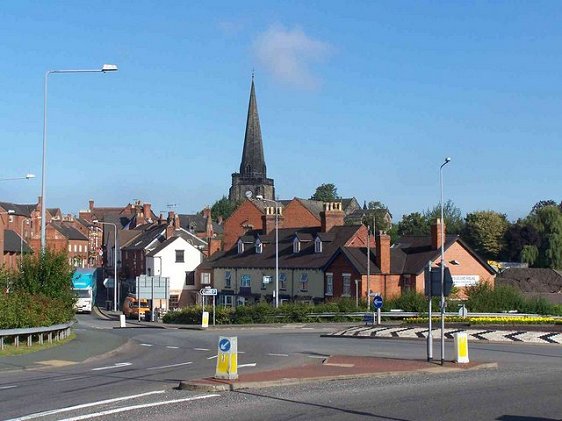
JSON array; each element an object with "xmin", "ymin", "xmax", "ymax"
[
  {"xmin": 454, "ymin": 332, "xmax": 469, "ymax": 363},
  {"xmin": 215, "ymin": 336, "xmax": 238, "ymax": 380}
]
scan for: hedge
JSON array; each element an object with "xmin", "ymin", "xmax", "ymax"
[{"xmin": 0, "ymin": 291, "xmax": 74, "ymax": 329}]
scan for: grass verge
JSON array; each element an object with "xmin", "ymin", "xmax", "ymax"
[{"xmin": 0, "ymin": 333, "xmax": 76, "ymax": 357}]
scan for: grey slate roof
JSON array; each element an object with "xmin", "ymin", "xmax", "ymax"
[
  {"xmin": 146, "ymin": 236, "xmax": 181, "ymax": 257},
  {"xmin": 0, "ymin": 201, "xmax": 36, "ymax": 217},
  {"xmin": 3, "ymin": 230, "xmax": 32, "ymax": 253},
  {"xmin": 178, "ymin": 213, "xmax": 223, "ymax": 235},
  {"xmin": 209, "ymin": 225, "xmax": 363, "ymax": 270},
  {"xmin": 121, "ymin": 225, "xmax": 166, "ymax": 251},
  {"xmin": 50, "ymin": 222, "xmax": 88, "ymax": 241},
  {"xmin": 496, "ymin": 268, "xmax": 562, "ymax": 293}
]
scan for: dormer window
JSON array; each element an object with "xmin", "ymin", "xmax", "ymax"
[
  {"xmin": 256, "ymin": 239, "xmax": 263, "ymax": 254},
  {"xmin": 237, "ymin": 239, "xmax": 244, "ymax": 254},
  {"xmin": 292, "ymin": 237, "xmax": 301, "ymax": 254},
  {"xmin": 314, "ymin": 237, "xmax": 322, "ymax": 253}
]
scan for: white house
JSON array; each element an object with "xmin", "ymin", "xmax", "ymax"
[{"xmin": 146, "ymin": 235, "xmax": 205, "ymax": 309}]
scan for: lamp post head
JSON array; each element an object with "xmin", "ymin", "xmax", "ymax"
[
  {"xmin": 445, "ymin": 157, "xmax": 451, "ymax": 163},
  {"xmin": 256, "ymin": 195, "xmax": 264, "ymax": 201},
  {"xmin": 25, "ymin": 173, "xmax": 35, "ymax": 179},
  {"xmin": 92, "ymin": 219, "xmax": 99, "ymax": 224},
  {"xmin": 101, "ymin": 64, "xmax": 118, "ymax": 72}
]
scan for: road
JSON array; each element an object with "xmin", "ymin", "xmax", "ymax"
[{"xmin": 0, "ymin": 314, "xmax": 561, "ymax": 420}]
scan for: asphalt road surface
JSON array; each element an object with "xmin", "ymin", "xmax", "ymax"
[{"xmin": 0, "ymin": 314, "xmax": 561, "ymax": 420}]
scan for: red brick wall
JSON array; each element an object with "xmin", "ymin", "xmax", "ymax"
[
  {"xmin": 223, "ymin": 201, "xmax": 265, "ymax": 250},
  {"xmin": 282, "ymin": 200, "xmax": 320, "ymax": 229},
  {"xmin": 325, "ymin": 253, "xmax": 362, "ymax": 299}
]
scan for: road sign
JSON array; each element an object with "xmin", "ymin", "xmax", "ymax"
[
  {"xmin": 219, "ymin": 338, "xmax": 231, "ymax": 352},
  {"xmin": 137, "ymin": 275, "xmax": 170, "ymax": 299},
  {"xmin": 215, "ymin": 336, "xmax": 238, "ymax": 380},
  {"xmin": 103, "ymin": 278, "xmax": 114, "ymax": 288},
  {"xmin": 200, "ymin": 288, "xmax": 218, "ymax": 296},
  {"xmin": 373, "ymin": 295, "xmax": 383, "ymax": 309}
]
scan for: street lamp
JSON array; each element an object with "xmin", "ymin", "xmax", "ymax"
[
  {"xmin": 439, "ymin": 157, "xmax": 451, "ymax": 365},
  {"xmin": 248, "ymin": 191, "xmax": 280, "ymax": 308},
  {"xmin": 41, "ymin": 64, "xmax": 118, "ymax": 252},
  {"xmin": 92, "ymin": 220, "xmax": 118, "ymax": 312},
  {"xmin": 0, "ymin": 174, "xmax": 35, "ymax": 182}
]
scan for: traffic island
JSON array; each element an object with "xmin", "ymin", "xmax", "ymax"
[{"xmin": 178, "ymin": 355, "xmax": 497, "ymax": 392}]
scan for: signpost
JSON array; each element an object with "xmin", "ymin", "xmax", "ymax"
[
  {"xmin": 136, "ymin": 275, "xmax": 170, "ymax": 322},
  {"xmin": 373, "ymin": 293, "xmax": 383, "ymax": 325},
  {"xmin": 215, "ymin": 336, "xmax": 238, "ymax": 380},
  {"xmin": 200, "ymin": 287, "xmax": 217, "ymax": 327}
]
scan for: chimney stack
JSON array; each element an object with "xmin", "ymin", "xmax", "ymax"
[
  {"xmin": 165, "ymin": 223, "xmax": 175, "ymax": 239},
  {"xmin": 261, "ymin": 206, "xmax": 282, "ymax": 235},
  {"xmin": 89, "ymin": 199, "xmax": 94, "ymax": 211},
  {"xmin": 375, "ymin": 231, "xmax": 391, "ymax": 274},
  {"xmin": 320, "ymin": 202, "xmax": 345, "ymax": 232},
  {"xmin": 431, "ymin": 218, "xmax": 445, "ymax": 250},
  {"xmin": 143, "ymin": 203, "xmax": 152, "ymax": 220}
]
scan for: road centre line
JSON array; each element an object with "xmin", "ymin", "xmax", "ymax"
[
  {"xmin": 166, "ymin": 346, "xmax": 179, "ymax": 349},
  {"xmin": 5, "ymin": 390, "xmax": 166, "ymax": 421},
  {"xmin": 207, "ymin": 355, "xmax": 218, "ymax": 360},
  {"xmin": 147, "ymin": 362, "xmax": 192, "ymax": 370},
  {"xmin": 57, "ymin": 394, "xmax": 220, "ymax": 421},
  {"xmin": 140, "ymin": 343, "xmax": 153, "ymax": 347},
  {"xmin": 0, "ymin": 385, "xmax": 17, "ymax": 390},
  {"xmin": 268, "ymin": 353, "xmax": 289, "ymax": 357},
  {"xmin": 194, "ymin": 348, "xmax": 210, "ymax": 351},
  {"xmin": 307, "ymin": 355, "xmax": 329, "ymax": 359},
  {"xmin": 91, "ymin": 362, "xmax": 132, "ymax": 371},
  {"xmin": 238, "ymin": 363, "xmax": 257, "ymax": 368}
]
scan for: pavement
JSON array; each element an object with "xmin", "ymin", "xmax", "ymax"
[{"xmin": 179, "ymin": 354, "xmax": 497, "ymax": 392}]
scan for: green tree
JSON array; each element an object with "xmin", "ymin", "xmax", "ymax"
[
  {"xmin": 310, "ymin": 183, "xmax": 340, "ymax": 202},
  {"xmin": 397, "ymin": 212, "xmax": 429, "ymax": 236},
  {"xmin": 534, "ymin": 206, "xmax": 562, "ymax": 269},
  {"xmin": 462, "ymin": 211, "xmax": 509, "ymax": 260},
  {"xmin": 211, "ymin": 196, "xmax": 240, "ymax": 222},
  {"xmin": 501, "ymin": 219, "xmax": 541, "ymax": 262},
  {"xmin": 423, "ymin": 200, "xmax": 464, "ymax": 234},
  {"xmin": 361, "ymin": 201, "xmax": 392, "ymax": 233},
  {"xmin": 15, "ymin": 250, "xmax": 75, "ymax": 304},
  {"xmin": 531, "ymin": 200, "xmax": 558, "ymax": 216}
]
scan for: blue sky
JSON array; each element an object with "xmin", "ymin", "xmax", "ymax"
[{"xmin": 1, "ymin": 1, "xmax": 560, "ymax": 221}]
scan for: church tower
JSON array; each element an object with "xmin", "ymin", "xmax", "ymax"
[{"xmin": 229, "ymin": 78, "xmax": 275, "ymax": 202}]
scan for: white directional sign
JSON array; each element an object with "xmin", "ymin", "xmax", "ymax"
[{"xmin": 201, "ymin": 288, "xmax": 218, "ymax": 296}]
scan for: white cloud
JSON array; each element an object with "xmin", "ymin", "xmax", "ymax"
[{"xmin": 253, "ymin": 25, "xmax": 332, "ymax": 89}]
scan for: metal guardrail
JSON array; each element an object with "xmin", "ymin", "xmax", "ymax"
[{"xmin": 0, "ymin": 321, "xmax": 74, "ymax": 350}]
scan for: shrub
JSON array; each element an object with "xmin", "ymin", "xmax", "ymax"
[
  {"xmin": 383, "ymin": 290, "xmax": 432, "ymax": 313},
  {"xmin": 0, "ymin": 291, "xmax": 74, "ymax": 329}
]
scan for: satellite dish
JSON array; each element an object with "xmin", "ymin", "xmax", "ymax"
[{"xmin": 245, "ymin": 190, "xmax": 253, "ymax": 199}]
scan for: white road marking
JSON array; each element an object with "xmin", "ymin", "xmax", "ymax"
[
  {"xmin": 238, "ymin": 351, "xmax": 245, "ymax": 354},
  {"xmin": 307, "ymin": 355, "xmax": 329, "ymax": 359},
  {"xmin": 166, "ymin": 346, "xmax": 179, "ymax": 349},
  {"xmin": 57, "ymin": 394, "xmax": 220, "ymax": 421},
  {"xmin": 5, "ymin": 390, "xmax": 166, "ymax": 421},
  {"xmin": 207, "ymin": 355, "xmax": 218, "ymax": 360},
  {"xmin": 302, "ymin": 327, "xmax": 314, "ymax": 330},
  {"xmin": 147, "ymin": 362, "xmax": 192, "ymax": 370},
  {"xmin": 268, "ymin": 353, "xmax": 289, "ymax": 357},
  {"xmin": 194, "ymin": 348, "xmax": 210, "ymax": 351},
  {"xmin": 238, "ymin": 363, "xmax": 257, "ymax": 368},
  {"xmin": 54, "ymin": 376, "xmax": 88, "ymax": 382},
  {"xmin": 91, "ymin": 362, "xmax": 132, "ymax": 371},
  {"xmin": 140, "ymin": 343, "xmax": 153, "ymax": 347},
  {"xmin": 0, "ymin": 385, "xmax": 17, "ymax": 390}
]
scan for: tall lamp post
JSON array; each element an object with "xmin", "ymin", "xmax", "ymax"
[
  {"xmin": 41, "ymin": 64, "xmax": 118, "ymax": 252},
  {"xmin": 92, "ymin": 220, "xmax": 118, "ymax": 312},
  {"xmin": 439, "ymin": 157, "xmax": 451, "ymax": 365},
  {"xmin": 248, "ymin": 192, "xmax": 280, "ymax": 308}
]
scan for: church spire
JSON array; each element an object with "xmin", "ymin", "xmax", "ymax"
[{"xmin": 239, "ymin": 78, "xmax": 266, "ymax": 178}]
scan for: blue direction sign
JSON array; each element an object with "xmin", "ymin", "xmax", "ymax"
[
  {"xmin": 219, "ymin": 338, "xmax": 231, "ymax": 352},
  {"xmin": 373, "ymin": 295, "xmax": 383, "ymax": 310}
]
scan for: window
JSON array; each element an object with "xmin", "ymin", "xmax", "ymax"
[
  {"xmin": 293, "ymin": 238, "xmax": 300, "ymax": 254},
  {"xmin": 147, "ymin": 268, "xmax": 152, "ymax": 276},
  {"xmin": 169, "ymin": 294, "xmax": 179, "ymax": 310},
  {"xmin": 300, "ymin": 273, "xmax": 308, "ymax": 291},
  {"xmin": 326, "ymin": 273, "xmax": 333, "ymax": 296},
  {"xmin": 279, "ymin": 273, "xmax": 287, "ymax": 290},
  {"xmin": 225, "ymin": 271, "xmax": 232, "ymax": 288},
  {"xmin": 223, "ymin": 295, "xmax": 234, "ymax": 307},
  {"xmin": 78, "ymin": 245, "xmax": 82, "ymax": 253},
  {"xmin": 237, "ymin": 296, "xmax": 246, "ymax": 306},
  {"xmin": 255, "ymin": 240, "xmax": 263, "ymax": 254},
  {"xmin": 74, "ymin": 244, "xmax": 77, "ymax": 252},
  {"xmin": 201, "ymin": 272, "xmax": 210, "ymax": 285},
  {"xmin": 237, "ymin": 240, "xmax": 244, "ymax": 254},
  {"xmin": 68, "ymin": 244, "xmax": 72, "ymax": 252},
  {"xmin": 315, "ymin": 237, "xmax": 322, "ymax": 253},
  {"xmin": 185, "ymin": 271, "xmax": 195, "ymax": 286},
  {"xmin": 342, "ymin": 273, "xmax": 351, "ymax": 296},
  {"xmin": 262, "ymin": 275, "xmax": 272, "ymax": 290},
  {"xmin": 241, "ymin": 274, "xmax": 251, "ymax": 288},
  {"xmin": 175, "ymin": 250, "xmax": 185, "ymax": 263},
  {"xmin": 403, "ymin": 275, "xmax": 412, "ymax": 291}
]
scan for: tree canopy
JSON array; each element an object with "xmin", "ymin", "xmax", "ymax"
[
  {"xmin": 310, "ymin": 183, "xmax": 340, "ymax": 202},
  {"xmin": 361, "ymin": 201, "xmax": 392, "ymax": 233},
  {"xmin": 211, "ymin": 196, "xmax": 241, "ymax": 222},
  {"xmin": 462, "ymin": 211, "xmax": 509, "ymax": 260},
  {"xmin": 397, "ymin": 212, "xmax": 429, "ymax": 236},
  {"xmin": 423, "ymin": 200, "xmax": 464, "ymax": 234}
]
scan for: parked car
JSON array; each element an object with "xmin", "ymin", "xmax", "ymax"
[{"xmin": 123, "ymin": 295, "xmax": 150, "ymax": 319}]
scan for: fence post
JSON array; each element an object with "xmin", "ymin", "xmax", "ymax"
[{"xmin": 15, "ymin": 335, "xmax": 19, "ymax": 348}]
